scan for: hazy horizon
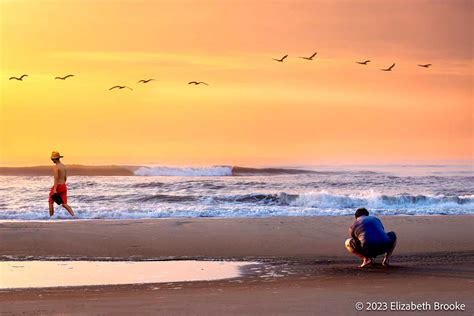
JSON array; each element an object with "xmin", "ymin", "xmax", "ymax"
[{"xmin": 1, "ymin": 160, "xmax": 473, "ymax": 168}]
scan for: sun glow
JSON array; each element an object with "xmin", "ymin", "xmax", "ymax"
[{"xmin": 1, "ymin": 0, "xmax": 472, "ymax": 166}]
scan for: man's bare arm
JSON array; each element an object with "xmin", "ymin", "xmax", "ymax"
[{"xmin": 350, "ymin": 225, "xmax": 357, "ymax": 239}]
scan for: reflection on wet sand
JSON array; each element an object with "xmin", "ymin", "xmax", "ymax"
[{"xmin": 0, "ymin": 260, "xmax": 255, "ymax": 289}]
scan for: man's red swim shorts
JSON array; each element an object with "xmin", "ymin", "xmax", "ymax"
[{"xmin": 49, "ymin": 183, "xmax": 67, "ymax": 204}]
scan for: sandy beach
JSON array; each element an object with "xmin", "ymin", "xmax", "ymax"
[{"xmin": 0, "ymin": 216, "xmax": 473, "ymax": 315}]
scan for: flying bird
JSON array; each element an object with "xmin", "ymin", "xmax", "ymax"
[
  {"xmin": 418, "ymin": 64, "xmax": 432, "ymax": 68},
  {"xmin": 381, "ymin": 63, "xmax": 396, "ymax": 71},
  {"xmin": 188, "ymin": 81, "xmax": 209, "ymax": 86},
  {"xmin": 299, "ymin": 52, "xmax": 317, "ymax": 60},
  {"xmin": 9, "ymin": 74, "xmax": 28, "ymax": 81},
  {"xmin": 356, "ymin": 60, "xmax": 371, "ymax": 65},
  {"xmin": 138, "ymin": 79, "xmax": 155, "ymax": 83},
  {"xmin": 55, "ymin": 74, "xmax": 74, "ymax": 80},
  {"xmin": 109, "ymin": 85, "xmax": 133, "ymax": 90},
  {"xmin": 273, "ymin": 55, "xmax": 288, "ymax": 62}
]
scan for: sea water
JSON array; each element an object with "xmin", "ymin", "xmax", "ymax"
[{"xmin": 0, "ymin": 164, "xmax": 472, "ymax": 220}]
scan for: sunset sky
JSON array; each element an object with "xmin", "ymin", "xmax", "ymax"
[{"xmin": 1, "ymin": 0, "xmax": 472, "ymax": 166}]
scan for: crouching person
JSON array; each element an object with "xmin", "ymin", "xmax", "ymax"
[{"xmin": 345, "ymin": 208, "xmax": 396, "ymax": 267}]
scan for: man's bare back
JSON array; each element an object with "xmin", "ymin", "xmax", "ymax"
[{"xmin": 53, "ymin": 163, "xmax": 67, "ymax": 184}]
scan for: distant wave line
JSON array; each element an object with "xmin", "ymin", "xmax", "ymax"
[{"xmin": 0, "ymin": 165, "xmax": 321, "ymax": 176}]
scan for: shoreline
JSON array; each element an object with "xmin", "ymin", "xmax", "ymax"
[{"xmin": 1, "ymin": 213, "xmax": 472, "ymax": 224}]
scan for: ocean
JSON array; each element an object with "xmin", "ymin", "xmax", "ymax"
[{"xmin": 0, "ymin": 164, "xmax": 472, "ymax": 220}]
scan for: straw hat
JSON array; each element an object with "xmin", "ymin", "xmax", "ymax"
[{"xmin": 51, "ymin": 151, "xmax": 64, "ymax": 159}]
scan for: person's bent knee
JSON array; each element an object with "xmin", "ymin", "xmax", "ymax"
[{"xmin": 345, "ymin": 238, "xmax": 353, "ymax": 249}]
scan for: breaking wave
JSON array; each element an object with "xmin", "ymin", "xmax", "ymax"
[
  {"xmin": 0, "ymin": 191, "xmax": 472, "ymax": 220},
  {"xmin": 134, "ymin": 166, "xmax": 233, "ymax": 177},
  {"xmin": 202, "ymin": 191, "xmax": 474, "ymax": 209},
  {"xmin": 287, "ymin": 191, "xmax": 474, "ymax": 210}
]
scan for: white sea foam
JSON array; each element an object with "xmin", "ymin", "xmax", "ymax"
[
  {"xmin": 134, "ymin": 166, "xmax": 233, "ymax": 176},
  {"xmin": 290, "ymin": 190, "xmax": 474, "ymax": 211},
  {"xmin": 1, "ymin": 165, "xmax": 473, "ymax": 220}
]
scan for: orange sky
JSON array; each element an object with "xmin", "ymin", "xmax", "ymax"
[{"xmin": 1, "ymin": 0, "xmax": 472, "ymax": 166}]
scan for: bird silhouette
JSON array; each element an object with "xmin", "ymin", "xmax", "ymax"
[
  {"xmin": 273, "ymin": 55, "xmax": 288, "ymax": 62},
  {"xmin": 188, "ymin": 81, "xmax": 209, "ymax": 86},
  {"xmin": 9, "ymin": 74, "xmax": 28, "ymax": 81},
  {"xmin": 356, "ymin": 60, "xmax": 371, "ymax": 65},
  {"xmin": 138, "ymin": 79, "xmax": 155, "ymax": 83},
  {"xmin": 418, "ymin": 64, "xmax": 432, "ymax": 68},
  {"xmin": 109, "ymin": 85, "xmax": 133, "ymax": 90},
  {"xmin": 55, "ymin": 74, "xmax": 74, "ymax": 80},
  {"xmin": 381, "ymin": 63, "xmax": 396, "ymax": 71},
  {"xmin": 299, "ymin": 52, "xmax": 317, "ymax": 60}
]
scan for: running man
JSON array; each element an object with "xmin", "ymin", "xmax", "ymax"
[
  {"xmin": 49, "ymin": 151, "xmax": 76, "ymax": 218},
  {"xmin": 345, "ymin": 208, "xmax": 396, "ymax": 267}
]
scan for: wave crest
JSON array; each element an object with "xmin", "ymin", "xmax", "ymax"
[
  {"xmin": 134, "ymin": 166, "xmax": 233, "ymax": 176},
  {"xmin": 290, "ymin": 191, "xmax": 474, "ymax": 209}
]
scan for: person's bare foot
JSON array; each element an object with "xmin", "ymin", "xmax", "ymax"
[
  {"xmin": 359, "ymin": 258, "xmax": 373, "ymax": 268},
  {"xmin": 382, "ymin": 256, "xmax": 390, "ymax": 266}
]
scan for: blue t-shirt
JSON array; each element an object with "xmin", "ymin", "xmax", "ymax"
[{"xmin": 350, "ymin": 215, "xmax": 391, "ymax": 247}]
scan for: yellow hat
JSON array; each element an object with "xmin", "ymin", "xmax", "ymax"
[{"xmin": 51, "ymin": 151, "xmax": 64, "ymax": 159}]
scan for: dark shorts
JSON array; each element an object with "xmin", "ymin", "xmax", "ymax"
[{"xmin": 349, "ymin": 231, "xmax": 397, "ymax": 258}]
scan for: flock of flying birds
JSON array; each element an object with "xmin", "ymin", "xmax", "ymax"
[
  {"xmin": 273, "ymin": 52, "xmax": 432, "ymax": 71},
  {"xmin": 8, "ymin": 52, "xmax": 432, "ymax": 90},
  {"xmin": 7, "ymin": 74, "xmax": 209, "ymax": 91}
]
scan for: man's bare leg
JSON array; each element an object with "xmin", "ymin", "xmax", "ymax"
[
  {"xmin": 49, "ymin": 202, "xmax": 54, "ymax": 217},
  {"xmin": 62, "ymin": 204, "xmax": 76, "ymax": 218},
  {"xmin": 345, "ymin": 239, "xmax": 373, "ymax": 267},
  {"xmin": 382, "ymin": 239, "xmax": 397, "ymax": 266}
]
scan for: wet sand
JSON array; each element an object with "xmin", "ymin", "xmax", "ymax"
[{"xmin": 1, "ymin": 216, "xmax": 473, "ymax": 315}]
